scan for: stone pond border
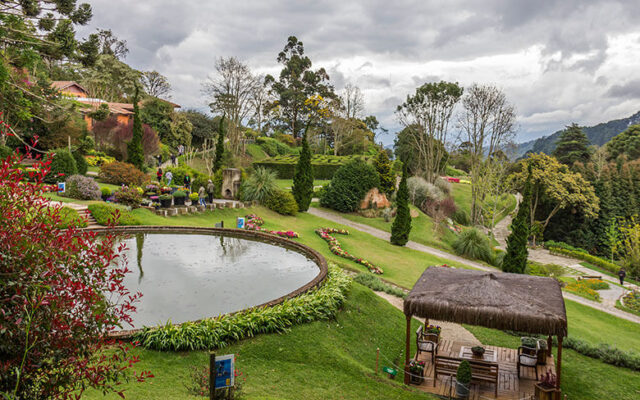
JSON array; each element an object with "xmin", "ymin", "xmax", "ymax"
[{"xmin": 85, "ymin": 226, "xmax": 329, "ymax": 339}]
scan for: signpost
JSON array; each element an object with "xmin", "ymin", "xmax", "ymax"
[
  {"xmin": 57, "ymin": 182, "xmax": 65, "ymax": 193},
  {"xmin": 236, "ymin": 217, "xmax": 245, "ymax": 229},
  {"xmin": 210, "ymin": 352, "xmax": 235, "ymax": 400},
  {"xmin": 382, "ymin": 366, "xmax": 398, "ymax": 379}
]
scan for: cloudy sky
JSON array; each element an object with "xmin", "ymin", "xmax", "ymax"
[{"xmin": 79, "ymin": 0, "xmax": 640, "ymax": 145}]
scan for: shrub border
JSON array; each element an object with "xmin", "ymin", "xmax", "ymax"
[{"xmin": 85, "ymin": 226, "xmax": 328, "ymax": 339}]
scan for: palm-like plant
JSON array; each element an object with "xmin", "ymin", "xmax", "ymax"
[{"xmin": 241, "ymin": 167, "xmax": 278, "ymax": 203}]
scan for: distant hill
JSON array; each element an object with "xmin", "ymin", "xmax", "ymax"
[{"xmin": 517, "ymin": 110, "xmax": 640, "ymax": 157}]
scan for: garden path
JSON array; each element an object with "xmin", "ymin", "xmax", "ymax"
[{"xmin": 307, "ymin": 207, "xmax": 640, "ymax": 324}]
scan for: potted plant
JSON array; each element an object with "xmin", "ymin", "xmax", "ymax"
[
  {"xmin": 455, "ymin": 360, "xmax": 471, "ymax": 399},
  {"xmin": 407, "ymin": 360, "xmax": 425, "ymax": 385},
  {"xmin": 173, "ymin": 190, "xmax": 187, "ymax": 206},
  {"xmin": 424, "ymin": 324, "xmax": 442, "ymax": 343},
  {"xmin": 535, "ymin": 372, "xmax": 561, "ymax": 400},
  {"xmin": 159, "ymin": 194, "xmax": 172, "ymax": 208},
  {"xmin": 521, "ymin": 337, "xmax": 538, "ymax": 356},
  {"xmin": 537, "ymin": 339, "xmax": 548, "ymax": 365},
  {"xmin": 101, "ymin": 187, "xmax": 111, "ymax": 201},
  {"xmin": 189, "ymin": 192, "xmax": 199, "ymax": 204},
  {"xmin": 471, "ymin": 346, "xmax": 485, "ymax": 357}
]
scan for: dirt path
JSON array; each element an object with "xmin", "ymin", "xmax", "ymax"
[{"xmin": 374, "ymin": 291, "xmax": 481, "ymax": 345}]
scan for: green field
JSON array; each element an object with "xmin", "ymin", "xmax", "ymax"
[{"xmin": 84, "ymin": 284, "xmax": 432, "ymax": 400}]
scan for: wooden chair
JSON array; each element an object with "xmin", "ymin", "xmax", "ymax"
[
  {"xmin": 517, "ymin": 346, "xmax": 538, "ymax": 380},
  {"xmin": 416, "ymin": 325, "xmax": 439, "ymax": 363}
]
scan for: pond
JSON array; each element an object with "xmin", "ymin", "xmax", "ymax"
[{"xmin": 117, "ymin": 232, "xmax": 319, "ymax": 329}]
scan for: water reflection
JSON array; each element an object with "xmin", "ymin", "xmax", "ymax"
[{"xmin": 117, "ymin": 233, "xmax": 318, "ymax": 329}]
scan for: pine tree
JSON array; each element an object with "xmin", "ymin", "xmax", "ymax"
[
  {"xmin": 390, "ymin": 164, "xmax": 412, "ymax": 246},
  {"xmin": 126, "ymin": 86, "xmax": 144, "ymax": 170},
  {"xmin": 502, "ymin": 167, "xmax": 532, "ymax": 273},
  {"xmin": 292, "ymin": 126, "xmax": 314, "ymax": 211},
  {"xmin": 374, "ymin": 150, "xmax": 394, "ymax": 195},
  {"xmin": 552, "ymin": 123, "xmax": 591, "ymax": 166},
  {"xmin": 214, "ymin": 115, "xmax": 225, "ymax": 172}
]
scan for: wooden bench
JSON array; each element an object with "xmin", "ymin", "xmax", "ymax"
[
  {"xmin": 434, "ymin": 355, "xmax": 499, "ymax": 397},
  {"xmin": 578, "ymin": 275, "xmax": 602, "ymax": 280}
]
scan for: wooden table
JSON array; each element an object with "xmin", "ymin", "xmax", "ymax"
[{"xmin": 459, "ymin": 346, "xmax": 497, "ymax": 363}]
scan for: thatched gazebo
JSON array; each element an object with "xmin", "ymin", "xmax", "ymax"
[{"xmin": 403, "ymin": 266, "xmax": 567, "ymax": 388}]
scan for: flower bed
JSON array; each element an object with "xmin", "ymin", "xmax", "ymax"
[
  {"xmin": 244, "ymin": 214, "xmax": 299, "ymax": 238},
  {"xmin": 622, "ymin": 291, "xmax": 640, "ymax": 313},
  {"xmin": 564, "ymin": 280, "xmax": 601, "ymax": 302},
  {"xmin": 315, "ymin": 228, "xmax": 383, "ymax": 274}
]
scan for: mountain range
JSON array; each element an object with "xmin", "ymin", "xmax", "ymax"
[{"xmin": 517, "ymin": 110, "xmax": 640, "ymax": 157}]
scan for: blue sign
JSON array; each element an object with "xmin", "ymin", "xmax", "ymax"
[
  {"xmin": 236, "ymin": 217, "xmax": 245, "ymax": 229},
  {"xmin": 57, "ymin": 182, "xmax": 65, "ymax": 193},
  {"xmin": 214, "ymin": 354, "xmax": 234, "ymax": 389}
]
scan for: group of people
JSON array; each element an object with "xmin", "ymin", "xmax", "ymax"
[
  {"xmin": 155, "ymin": 145, "xmax": 186, "ymax": 167},
  {"xmin": 155, "ymin": 167, "xmax": 216, "ymax": 206}
]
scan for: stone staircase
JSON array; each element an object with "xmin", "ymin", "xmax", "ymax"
[{"xmin": 61, "ymin": 203, "xmax": 101, "ymax": 228}]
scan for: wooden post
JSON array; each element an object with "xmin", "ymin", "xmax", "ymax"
[
  {"xmin": 424, "ymin": 318, "xmax": 429, "ymax": 328},
  {"xmin": 404, "ymin": 314, "xmax": 411, "ymax": 385},
  {"xmin": 547, "ymin": 335, "xmax": 553, "ymax": 357},
  {"xmin": 556, "ymin": 336, "xmax": 563, "ymax": 389},
  {"xmin": 376, "ymin": 348, "xmax": 379, "ymax": 374},
  {"xmin": 209, "ymin": 352, "xmax": 216, "ymax": 400}
]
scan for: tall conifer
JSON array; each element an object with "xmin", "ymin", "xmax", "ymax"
[
  {"xmin": 391, "ymin": 164, "xmax": 411, "ymax": 246},
  {"xmin": 214, "ymin": 115, "xmax": 225, "ymax": 172},
  {"xmin": 126, "ymin": 86, "xmax": 144, "ymax": 170},
  {"xmin": 503, "ymin": 166, "xmax": 532, "ymax": 273},
  {"xmin": 374, "ymin": 150, "xmax": 394, "ymax": 195}
]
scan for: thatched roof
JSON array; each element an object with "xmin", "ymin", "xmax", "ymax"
[{"xmin": 404, "ymin": 267, "xmax": 567, "ymax": 336}]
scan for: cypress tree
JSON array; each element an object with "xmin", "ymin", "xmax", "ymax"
[
  {"xmin": 126, "ymin": 86, "xmax": 145, "ymax": 170},
  {"xmin": 214, "ymin": 115, "xmax": 225, "ymax": 172},
  {"xmin": 390, "ymin": 164, "xmax": 411, "ymax": 246},
  {"xmin": 502, "ymin": 166, "xmax": 532, "ymax": 273},
  {"xmin": 374, "ymin": 150, "xmax": 394, "ymax": 195},
  {"xmin": 552, "ymin": 123, "xmax": 591, "ymax": 166},
  {"xmin": 292, "ymin": 125, "xmax": 314, "ymax": 211}
]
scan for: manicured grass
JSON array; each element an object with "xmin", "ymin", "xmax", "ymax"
[
  {"xmin": 42, "ymin": 192, "xmax": 102, "ymax": 205},
  {"xmin": 131, "ymin": 206, "xmax": 472, "ymax": 288},
  {"xmin": 465, "ymin": 299, "xmax": 640, "ymax": 400},
  {"xmin": 246, "ymin": 143, "xmax": 268, "ymax": 161},
  {"xmin": 83, "ymin": 284, "xmax": 434, "ymax": 400},
  {"xmin": 275, "ymin": 179, "xmax": 330, "ymax": 190}
]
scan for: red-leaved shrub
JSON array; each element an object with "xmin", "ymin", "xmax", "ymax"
[
  {"xmin": 0, "ymin": 141, "xmax": 152, "ymax": 398},
  {"xmin": 99, "ymin": 160, "xmax": 150, "ymax": 186}
]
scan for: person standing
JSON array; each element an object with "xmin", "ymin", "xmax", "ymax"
[
  {"xmin": 156, "ymin": 154, "xmax": 162, "ymax": 166},
  {"xmin": 618, "ymin": 268, "xmax": 627, "ymax": 286},
  {"xmin": 184, "ymin": 173, "xmax": 191, "ymax": 191},
  {"xmin": 156, "ymin": 168, "xmax": 163, "ymax": 182},
  {"xmin": 198, "ymin": 186, "xmax": 206, "ymax": 206},
  {"xmin": 171, "ymin": 153, "xmax": 177, "ymax": 166},
  {"xmin": 207, "ymin": 179, "xmax": 215, "ymax": 203},
  {"xmin": 165, "ymin": 170, "xmax": 173, "ymax": 186}
]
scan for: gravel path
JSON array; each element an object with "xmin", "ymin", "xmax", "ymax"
[{"xmin": 308, "ymin": 207, "xmax": 640, "ymax": 324}]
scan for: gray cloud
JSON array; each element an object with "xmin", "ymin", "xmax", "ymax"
[{"xmin": 78, "ymin": 0, "xmax": 640, "ymax": 144}]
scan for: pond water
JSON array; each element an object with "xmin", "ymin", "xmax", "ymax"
[{"xmin": 117, "ymin": 233, "xmax": 319, "ymax": 329}]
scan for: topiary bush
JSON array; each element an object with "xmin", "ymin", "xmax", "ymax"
[
  {"xmin": 87, "ymin": 203, "xmax": 141, "ymax": 226},
  {"xmin": 113, "ymin": 186, "xmax": 143, "ymax": 208},
  {"xmin": 73, "ymin": 151, "xmax": 88, "ymax": 175},
  {"xmin": 241, "ymin": 167, "xmax": 278, "ymax": 203},
  {"xmin": 456, "ymin": 360, "xmax": 471, "ymax": 385},
  {"xmin": 452, "ymin": 228, "xmax": 493, "ymax": 264},
  {"xmin": 320, "ymin": 159, "xmax": 379, "ymax": 212},
  {"xmin": 64, "ymin": 175, "xmax": 100, "ymax": 200},
  {"xmin": 44, "ymin": 149, "xmax": 78, "ymax": 184},
  {"xmin": 98, "ymin": 161, "xmax": 149, "ymax": 186},
  {"xmin": 264, "ymin": 189, "xmax": 298, "ymax": 215}
]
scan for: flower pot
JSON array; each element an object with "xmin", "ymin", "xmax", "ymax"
[
  {"xmin": 174, "ymin": 197, "xmax": 185, "ymax": 206},
  {"xmin": 535, "ymin": 383, "xmax": 561, "ymax": 400},
  {"xmin": 455, "ymin": 381, "xmax": 470, "ymax": 399},
  {"xmin": 160, "ymin": 198, "xmax": 172, "ymax": 208},
  {"xmin": 409, "ymin": 374, "xmax": 424, "ymax": 385}
]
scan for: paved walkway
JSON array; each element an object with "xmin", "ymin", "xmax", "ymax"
[{"xmin": 308, "ymin": 207, "xmax": 640, "ymax": 324}]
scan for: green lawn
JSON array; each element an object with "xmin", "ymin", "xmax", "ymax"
[
  {"xmin": 275, "ymin": 179, "xmax": 330, "ymax": 190},
  {"xmin": 466, "ymin": 298, "xmax": 640, "ymax": 399},
  {"xmin": 83, "ymin": 284, "xmax": 434, "ymax": 400},
  {"xmin": 132, "ymin": 206, "xmax": 473, "ymax": 289},
  {"xmin": 450, "ymin": 182, "xmax": 516, "ymax": 225}
]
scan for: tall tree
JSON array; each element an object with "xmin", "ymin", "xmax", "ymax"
[
  {"xmin": 606, "ymin": 124, "xmax": 640, "ymax": 161},
  {"xmin": 203, "ymin": 57, "xmax": 257, "ymax": 155},
  {"xmin": 341, "ymin": 83, "xmax": 364, "ymax": 119},
  {"xmin": 503, "ymin": 167, "xmax": 532, "ymax": 273},
  {"xmin": 94, "ymin": 28, "xmax": 129, "ymax": 60},
  {"xmin": 552, "ymin": 123, "xmax": 591, "ymax": 166},
  {"xmin": 458, "ymin": 84, "xmax": 517, "ymax": 225},
  {"xmin": 249, "ymin": 75, "xmax": 269, "ymax": 133},
  {"xmin": 265, "ymin": 36, "xmax": 336, "ymax": 138},
  {"xmin": 396, "ymin": 81, "xmax": 463, "ymax": 183},
  {"xmin": 374, "ymin": 149, "xmax": 394, "ymax": 195},
  {"xmin": 127, "ymin": 86, "xmax": 144, "ymax": 169},
  {"xmin": 141, "ymin": 71, "xmax": 171, "ymax": 98},
  {"xmin": 214, "ymin": 115, "xmax": 225, "ymax": 172},
  {"xmin": 292, "ymin": 125, "xmax": 314, "ymax": 211},
  {"xmin": 82, "ymin": 54, "xmax": 141, "ymax": 101},
  {"xmin": 511, "ymin": 153, "xmax": 599, "ymax": 246},
  {"xmin": 391, "ymin": 164, "xmax": 412, "ymax": 246}
]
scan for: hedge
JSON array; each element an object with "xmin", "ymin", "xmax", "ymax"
[
  {"xmin": 87, "ymin": 203, "xmax": 141, "ymax": 226},
  {"xmin": 548, "ymin": 247, "xmax": 620, "ymax": 274},
  {"xmin": 134, "ymin": 265, "xmax": 351, "ymax": 351},
  {"xmin": 254, "ymin": 155, "xmax": 372, "ymax": 180},
  {"xmin": 544, "ymin": 240, "xmax": 588, "ymax": 254}
]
